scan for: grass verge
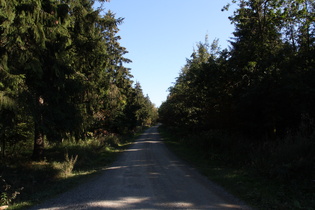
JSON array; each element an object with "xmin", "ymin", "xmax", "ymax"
[
  {"xmin": 158, "ymin": 126, "xmax": 315, "ymax": 210},
  {"xmin": 1, "ymin": 129, "xmax": 144, "ymax": 210}
]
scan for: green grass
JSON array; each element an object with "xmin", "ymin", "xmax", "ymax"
[
  {"xmin": 158, "ymin": 126, "xmax": 315, "ymax": 210},
  {"xmin": 1, "ymin": 130, "xmax": 142, "ymax": 210}
]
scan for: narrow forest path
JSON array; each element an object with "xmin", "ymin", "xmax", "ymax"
[{"xmin": 29, "ymin": 125, "xmax": 251, "ymax": 209}]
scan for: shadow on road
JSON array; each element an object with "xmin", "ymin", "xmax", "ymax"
[{"xmin": 29, "ymin": 126, "xmax": 251, "ymax": 210}]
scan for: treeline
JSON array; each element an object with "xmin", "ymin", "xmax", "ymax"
[
  {"xmin": 159, "ymin": 0, "xmax": 315, "ymax": 181},
  {"xmin": 0, "ymin": 0, "xmax": 158, "ymax": 160}
]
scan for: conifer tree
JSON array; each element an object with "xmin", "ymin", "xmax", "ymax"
[
  {"xmin": 101, "ymin": 11, "xmax": 134, "ymax": 132},
  {"xmin": 1, "ymin": 0, "xmax": 157, "ymax": 159},
  {"xmin": 0, "ymin": 0, "xmax": 115, "ymax": 159}
]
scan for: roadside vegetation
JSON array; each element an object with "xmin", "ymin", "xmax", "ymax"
[
  {"xmin": 159, "ymin": 0, "xmax": 315, "ymax": 209},
  {"xmin": 159, "ymin": 126, "xmax": 315, "ymax": 210},
  {"xmin": 0, "ymin": 129, "xmax": 145, "ymax": 210},
  {"xmin": 0, "ymin": 0, "xmax": 158, "ymax": 209},
  {"xmin": 1, "ymin": 0, "xmax": 315, "ymax": 209}
]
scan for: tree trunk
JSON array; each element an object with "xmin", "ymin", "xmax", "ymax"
[
  {"xmin": 1, "ymin": 133, "xmax": 5, "ymax": 158},
  {"xmin": 32, "ymin": 121, "xmax": 45, "ymax": 161},
  {"xmin": 32, "ymin": 96, "xmax": 45, "ymax": 161}
]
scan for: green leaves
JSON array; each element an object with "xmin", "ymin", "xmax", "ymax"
[
  {"xmin": 0, "ymin": 91, "xmax": 15, "ymax": 110},
  {"xmin": 160, "ymin": 0, "xmax": 315, "ymax": 139},
  {"xmin": 0, "ymin": 0, "xmax": 157, "ymax": 159}
]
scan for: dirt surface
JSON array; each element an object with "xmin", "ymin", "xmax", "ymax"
[{"xmin": 29, "ymin": 125, "xmax": 252, "ymax": 209}]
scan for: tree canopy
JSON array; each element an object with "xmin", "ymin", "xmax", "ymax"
[
  {"xmin": 159, "ymin": 0, "xmax": 315, "ymax": 188},
  {"xmin": 0, "ymin": 0, "xmax": 158, "ymax": 160},
  {"xmin": 160, "ymin": 0, "xmax": 315, "ymax": 138}
]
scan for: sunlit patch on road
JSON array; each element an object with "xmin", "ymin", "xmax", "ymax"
[
  {"xmin": 88, "ymin": 196, "xmax": 150, "ymax": 209},
  {"xmin": 30, "ymin": 126, "xmax": 251, "ymax": 210}
]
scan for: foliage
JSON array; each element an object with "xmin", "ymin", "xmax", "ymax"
[
  {"xmin": 0, "ymin": 131, "xmax": 137, "ymax": 208},
  {"xmin": 159, "ymin": 0, "xmax": 315, "ymax": 203},
  {"xmin": 0, "ymin": 177, "xmax": 23, "ymax": 206},
  {"xmin": 60, "ymin": 153, "xmax": 78, "ymax": 178},
  {"xmin": 160, "ymin": 0, "xmax": 315, "ymax": 141},
  {"xmin": 0, "ymin": 0, "xmax": 158, "ymax": 161},
  {"xmin": 0, "ymin": 1, "xmax": 159, "ymax": 206},
  {"xmin": 159, "ymin": 126, "xmax": 315, "ymax": 210}
]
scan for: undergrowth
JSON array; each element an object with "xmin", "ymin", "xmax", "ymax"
[
  {"xmin": 0, "ymin": 129, "xmax": 141, "ymax": 210},
  {"xmin": 159, "ymin": 125, "xmax": 315, "ymax": 210}
]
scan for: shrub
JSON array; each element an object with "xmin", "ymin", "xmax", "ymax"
[
  {"xmin": 52, "ymin": 153, "xmax": 78, "ymax": 178},
  {"xmin": 0, "ymin": 177, "xmax": 23, "ymax": 206}
]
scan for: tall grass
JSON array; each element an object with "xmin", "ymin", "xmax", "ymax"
[{"xmin": 0, "ymin": 132, "xmax": 133, "ymax": 209}]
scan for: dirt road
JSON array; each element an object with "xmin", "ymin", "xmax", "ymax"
[{"xmin": 29, "ymin": 125, "xmax": 251, "ymax": 209}]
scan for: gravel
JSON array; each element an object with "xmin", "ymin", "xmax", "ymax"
[{"xmin": 28, "ymin": 125, "xmax": 252, "ymax": 210}]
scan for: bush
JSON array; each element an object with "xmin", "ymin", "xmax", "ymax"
[
  {"xmin": 52, "ymin": 153, "xmax": 78, "ymax": 178},
  {"xmin": 269, "ymin": 135, "xmax": 315, "ymax": 180},
  {"xmin": 0, "ymin": 177, "xmax": 23, "ymax": 206},
  {"xmin": 166, "ymin": 124, "xmax": 315, "ymax": 182}
]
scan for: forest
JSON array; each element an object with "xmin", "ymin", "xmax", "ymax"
[
  {"xmin": 1, "ymin": 0, "xmax": 315, "ymax": 208},
  {"xmin": 159, "ymin": 0, "xmax": 315, "ymax": 208},
  {"xmin": 0, "ymin": 0, "xmax": 158, "ymax": 159},
  {"xmin": 0, "ymin": 0, "xmax": 158, "ymax": 206}
]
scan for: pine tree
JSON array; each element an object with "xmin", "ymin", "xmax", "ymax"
[
  {"xmin": 0, "ymin": 0, "xmax": 114, "ymax": 159},
  {"xmin": 1, "ymin": 0, "xmax": 157, "ymax": 159}
]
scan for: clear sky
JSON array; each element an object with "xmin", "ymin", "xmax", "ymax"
[{"xmin": 97, "ymin": 0, "xmax": 236, "ymax": 107}]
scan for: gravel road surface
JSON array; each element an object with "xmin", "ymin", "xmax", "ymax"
[{"xmin": 29, "ymin": 125, "xmax": 251, "ymax": 209}]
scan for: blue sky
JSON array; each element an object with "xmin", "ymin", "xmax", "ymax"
[{"xmin": 97, "ymin": 0, "xmax": 236, "ymax": 107}]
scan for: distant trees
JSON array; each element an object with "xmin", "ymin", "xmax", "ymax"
[
  {"xmin": 0, "ymin": 0, "xmax": 158, "ymax": 160},
  {"xmin": 159, "ymin": 0, "xmax": 315, "ymax": 183},
  {"xmin": 160, "ymin": 0, "xmax": 315, "ymax": 139}
]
